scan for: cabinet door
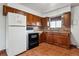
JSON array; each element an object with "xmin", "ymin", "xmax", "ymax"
[
  {"xmin": 32, "ymin": 15, "xmax": 37, "ymax": 26},
  {"xmin": 41, "ymin": 17, "xmax": 49, "ymax": 27},
  {"xmin": 53, "ymin": 33, "xmax": 70, "ymax": 48},
  {"xmin": 27, "ymin": 14, "xmax": 42, "ymax": 26},
  {"xmin": 61, "ymin": 34, "xmax": 70, "ymax": 45},
  {"xmin": 46, "ymin": 33, "xmax": 54, "ymax": 44},
  {"xmin": 33, "ymin": 16, "xmax": 42, "ymax": 26},
  {"xmin": 63, "ymin": 12, "xmax": 71, "ymax": 28},
  {"xmin": 27, "ymin": 13, "xmax": 33, "ymax": 25},
  {"xmin": 39, "ymin": 32, "xmax": 46, "ymax": 43},
  {"xmin": 36, "ymin": 17, "xmax": 42, "ymax": 26}
]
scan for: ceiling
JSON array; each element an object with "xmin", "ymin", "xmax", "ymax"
[
  {"xmin": 21, "ymin": 3, "xmax": 79, "ymax": 14},
  {"xmin": 21, "ymin": 3, "xmax": 53, "ymax": 13}
]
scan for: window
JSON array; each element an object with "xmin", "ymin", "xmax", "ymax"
[
  {"xmin": 50, "ymin": 21, "xmax": 56, "ymax": 28},
  {"xmin": 55, "ymin": 20, "xmax": 62, "ymax": 28},
  {"xmin": 50, "ymin": 17, "xmax": 62, "ymax": 28}
]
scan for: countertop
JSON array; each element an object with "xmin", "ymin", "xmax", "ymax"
[
  {"xmin": 45, "ymin": 31, "xmax": 71, "ymax": 34},
  {"xmin": 26, "ymin": 30, "xmax": 43, "ymax": 34}
]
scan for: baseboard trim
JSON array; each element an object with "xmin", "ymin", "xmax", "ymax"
[{"xmin": 16, "ymin": 50, "xmax": 27, "ymax": 56}]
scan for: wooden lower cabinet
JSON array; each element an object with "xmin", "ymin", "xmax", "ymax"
[
  {"xmin": 39, "ymin": 32, "xmax": 47, "ymax": 43},
  {"xmin": 46, "ymin": 33, "xmax": 55, "ymax": 44},
  {"xmin": 46, "ymin": 32, "xmax": 71, "ymax": 49},
  {"xmin": 39, "ymin": 32, "xmax": 70, "ymax": 48}
]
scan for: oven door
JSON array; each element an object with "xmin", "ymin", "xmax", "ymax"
[{"xmin": 28, "ymin": 33, "xmax": 39, "ymax": 49}]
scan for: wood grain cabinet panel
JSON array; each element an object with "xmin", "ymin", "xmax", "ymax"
[
  {"xmin": 63, "ymin": 12, "xmax": 71, "ymax": 28},
  {"xmin": 46, "ymin": 34, "xmax": 54, "ymax": 44},
  {"xmin": 46, "ymin": 33, "xmax": 53, "ymax": 44},
  {"xmin": 41, "ymin": 17, "xmax": 49, "ymax": 27},
  {"xmin": 46, "ymin": 32, "xmax": 70, "ymax": 49},
  {"xmin": 27, "ymin": 13, "xmax": 34, "ymax": 25},
  {"xmin": 27, "ymin": 13, "xmax": 42, "ymax": 26},
  {"xmin": 3, "ymin": 5, "xmax": 14, "ymax": 15},
  {"xmin": 39, "ymin": 32, "xmax": 47, "ymax": 43},
  {"xmin": 36, "ymin": 17, "xmax": 42, "ymax": 26},
  {"xmin": 32, "ymin": 15, "xmax": 37, "ymax": 26},
  {"xmin": 33, "ymin": 15, "xmax": 41, "ymax": 26},
  {"xmin": 3, "ymin": 5, "xmax": 26, "ymax": 16}
]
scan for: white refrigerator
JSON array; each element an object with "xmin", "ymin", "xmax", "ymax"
[{"xmin": 6, "ymin": 12, "xmax": 28, "ymax": 56}]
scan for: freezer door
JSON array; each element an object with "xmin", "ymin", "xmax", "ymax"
[
  {"xmin": 7, "ymin": 12, "xmax": 26, "ymax": 26},
  {"xmin": 6, "ymin": 27, "xmax": 27, "ymax": 56}
]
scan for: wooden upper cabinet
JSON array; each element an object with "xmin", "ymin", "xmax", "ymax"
[
  {"xmin": 27, "ymin": 13, "xmax": 42, "ymax": 26},
  {"xmin": 33, "ymin": 15, "xmax": 42, "ymax": 26},
  {"xmin": 3, "ymin": 5, "xmax": 14, "ymax": 15},
  {"xmin": 63, "ymin": 12, "xmax": 71, "ymax": 28},
  {"xmin": 3, "ymin": 5, "xmax": 26, "ymax": 16},
  {"xmin": 33, "ymin": 15, "xmax": 38, "ymax": 26},
  {"xmin": 41, "ymin": 17, "xmax": 49, "ymax": 27},
  {"xmin": 35, "ymin": 16, "xmax": 42, "ymax": 26},
  {"xmin": 27, "ymin": 13, "xmax": 34, "ymax": 25}
]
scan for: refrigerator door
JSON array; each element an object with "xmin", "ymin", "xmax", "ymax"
[
  {"xmin": 7, "ymin": 12, "xmax": 26, "ymax": 26},
  {"xmin": 6, "ymin": 27, "xmax": 27, "ymax": 56}
]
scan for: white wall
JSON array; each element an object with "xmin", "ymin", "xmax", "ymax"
[
  {"xmin": 0, "ymin": 4, "xmax": 6, "ymax": 50},
  {"xmin": 71, "ymin": 6, "xmax": 79, "ymax": 48},
  {"xmin": 7, "ymin": 3, "xmax": 42, "ymax": 17},
  {"xmin": 43, "ymin": 6, "xmax": 71, "ymax": 17}
]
